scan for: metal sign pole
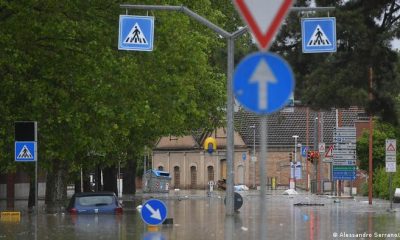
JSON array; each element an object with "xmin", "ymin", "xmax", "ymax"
[
  {"xmin": 35, "ymin": 159, "xmax": 38, "ymax": 214},
  {"xmin": 225, "ymin": 36, "xmax": 235, "ymax": 215},
  {"xmin": 34, "ymin": 122, "xmax": 38, "ymax": 215},
  {"xmin": 390, "ymin": 173, "xmax": 393, "ymax": 210},
  {"xmin": 259, "ymin": 116, "xmax": 267, "ymax": 240}
]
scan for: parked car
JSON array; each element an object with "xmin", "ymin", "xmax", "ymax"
[{"xmin": 67, "ymin": 192, "xmax": 123, "ymax": 214}]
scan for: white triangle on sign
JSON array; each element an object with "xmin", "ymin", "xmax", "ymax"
[
  {"xmin": 244, "ymin": 0, "xmax": 283, "ymax": 35},
  {"xmin": 307, "ymin": 25, "xmax": 332, "ymax": 46},
  {"xmin": 325, "ymin": 145, "xmax": 334, "ymax": 158},
  {"xmin": 233, "ymin": 0, "xmax": 294, "ymax": 50},
  {"xmin": 124, "ymin": 23, "xmax": 148, "ymax": 45},
  {"xmin": 17, "ymin": 145, "xmax": 33, "ymax": 159}
]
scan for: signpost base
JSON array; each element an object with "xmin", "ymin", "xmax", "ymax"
[{"xmin": 289, "ymin": 178, "xmax": 295, "ymax": 190}]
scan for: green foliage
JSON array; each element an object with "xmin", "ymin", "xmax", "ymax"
[
  {"xmin": 0, "ymin": 0, "xmax": 227, "ymax": 179},
  {"xmin": 373, "ymin": 167, "xmax": 390, "ymax": 199},
  {"xmin": 359, "ymin": 182, "xmax": 369, "ymax": 196},
  {"xmin": 273, "ymin": 0, "xmax": 400, "ymax": 123},
  {"xmin": 373, "ymin": 166, "xmax": 400, "ymax": 200},
  {"xmin": 357, "ymin": 120, "xmax": 398, "ymax": 171}
]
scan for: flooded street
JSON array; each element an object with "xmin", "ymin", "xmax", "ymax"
[{"xmin": 1, "ymin": 190, "xmax": 400, "ymax": 239}]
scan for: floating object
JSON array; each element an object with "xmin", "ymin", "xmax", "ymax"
[
  {"xmin": 294, "ymin": 203, "xmax": 324, "ymax": 206},
  {"xmin": 283, "ymin": 189, "xmax": 298, "ymax": 195}
]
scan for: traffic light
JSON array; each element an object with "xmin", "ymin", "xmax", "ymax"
[
  {"xmin": 289, "ymin": 152, "xmax": 293, "ymax": 162},
  {"xmin": 307, "ymin": 151, "xmax": 320, "ymax": 164}
]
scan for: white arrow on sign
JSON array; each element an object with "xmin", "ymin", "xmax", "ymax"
[
  {"xmin": 249, "ymin": 59, "xmax": 277, "ymax": 110},
  {"xmin": 145, "ymin": 203, "xmax": 161, "ymax": 220}
]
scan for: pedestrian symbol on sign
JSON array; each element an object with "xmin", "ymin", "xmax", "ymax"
[
  {"xmin": 307, "ymin": 25, "xmax": 331, "ymax": 46},
  {"xmin": 18, "ymin": 145, "xmax": 33, "ymax": 159},
  {"xmin": 301, "ymin": 17, "xmax": 336, "ymax": 53},
  {"xmin": 124, "ymin": 23, "xmax": 148, "ymax": 44},
  {"xmin": 118, "ymin": 15, "xmax": 154, "ymax": 51}
]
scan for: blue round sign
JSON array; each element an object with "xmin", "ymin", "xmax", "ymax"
[
  {"xmin": 233, "ymin": 52, "xmax": 295, "ymax": 114},
  {"xmin": 141, "ymin": 199, "xmax": 168, "ymax": 225}
]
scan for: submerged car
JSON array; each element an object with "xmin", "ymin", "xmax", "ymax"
[{"xmin": 67, "ymin": 192, "xmax": 123, "ymax": 214}]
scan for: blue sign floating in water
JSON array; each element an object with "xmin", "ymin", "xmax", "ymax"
[{"xmin": 141, "ymin": 199, "xmax": 167, "ymax": 225}]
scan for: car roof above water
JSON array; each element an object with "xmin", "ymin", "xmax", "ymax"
[{"xmin": 72, "ymin": 192, "xmax": 117, "ymax": 197}]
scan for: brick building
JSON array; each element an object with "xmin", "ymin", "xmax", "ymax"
[{"xmin": 152, "ymin": 106, "xmax": 369, "ymax": 190}]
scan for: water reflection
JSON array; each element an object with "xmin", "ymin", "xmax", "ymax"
[{"xmin": 0, "ymin": 192, "xmax": 399, "ymax": 240}]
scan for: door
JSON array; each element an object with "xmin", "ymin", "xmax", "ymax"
[
  {"xmin": 220, "ymin": 159, "xmax": 227, "ymax": 180},
  {"xmin": 207, "ymin": 166, "xmax": 214, "ymax": 182},
  {"xmin": 237, "ymin": 165, "xmax": 244, "ymax": 184}
]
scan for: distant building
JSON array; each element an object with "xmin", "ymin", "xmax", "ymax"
[{"xmin": 152, "ymin": 106, "xmax": 369, "ymax": 190}]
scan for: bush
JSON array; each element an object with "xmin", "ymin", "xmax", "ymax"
[
  {"xmin": 359, "ymin": 182, "xmax": 369, "ymax": 196},
  {"xmin": 372, "ymin": 165, "xmax": 400, "ymax": 200}
]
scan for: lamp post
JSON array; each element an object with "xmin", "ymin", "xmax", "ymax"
[
  {"xmin": 250, "ymin": 125, "xmax": 256, "ymax": 188},
  {"xmin": 292, "ymin": 135, "xmax": 299, "ymax": 190}
]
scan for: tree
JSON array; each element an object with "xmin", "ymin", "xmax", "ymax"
[
  {"xmin": 272, "ymin": 0, "xmax": 400, "ymax": 124},
  {"xmin": 357, "ymin": 120, "xmax": 398, "ymax": 171},
  {"xmin": 0, "ymin": 0, "xmax": 228, "ymax": 212}
]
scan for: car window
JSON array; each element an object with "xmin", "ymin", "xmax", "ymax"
[{"xmin": 76, "ymin": 195, "xmax": 114, "ymax": 206}]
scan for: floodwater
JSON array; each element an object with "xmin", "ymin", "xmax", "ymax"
[{"xmin": 1, "ymin": 190, "xmax": 400, "ymax": 240}]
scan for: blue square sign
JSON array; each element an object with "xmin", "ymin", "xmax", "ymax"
[
  {"xmin": 118, "ymin": 15, "xmax": 154, "ymax": 51},
  {"xmin": 301, "ymin": 17, "xmax": 336, "ymax": 53},
  {"xmin": 15, "ymin": 141, "xmax": 36, "ymax": 162}
]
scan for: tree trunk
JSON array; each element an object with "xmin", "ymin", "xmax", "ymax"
[
  {"xmin": 123, "ymin": 158, "xmax": 137, "ymax": 194},
  {"xmin": 45, "ymin": 160, "xmax": 68, "ymax": 213},
  {"xmin": 28, "ymin": 175, "xmax": 35, "ymax": 211},
  {"xmin": 103, "ymin": 166, "xmax": 117, "ymax": 195},
  {"xmin": 74, "ymin": 170, "xmax": 91, "ymax": 193},
  {"xmin": 95, "ymin": 165, "xmax": 102, "ymax": 191},
  {"xmin": 6, "ymin": 173, "xmax": 15, "ymax": 210}
]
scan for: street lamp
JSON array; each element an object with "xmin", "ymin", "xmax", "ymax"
[
  {"xmin": 250, "ymin": 125, "xmax": 256, "ymax": 188},
  {"xmin": 292, "ymin": 135, "xmax": 299, "ymax": 190}
]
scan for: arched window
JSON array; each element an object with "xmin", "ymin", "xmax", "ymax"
[
  {"xmin": 174, "ymin": 166, "xmax": 180, "ymax": 188},
  {"xmin": 207, "ymin": 166, "xmax": 214, "ymax": 182},
  {"xmin": 220, "ymin": 159, "xmax": 227, "ymax": 179},
  {"xmin": 190, "ymin": 166, "xmax": 197, "ymax": 188}
]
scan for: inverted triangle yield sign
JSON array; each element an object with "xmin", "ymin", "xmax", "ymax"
[{"xmin": 234, "ymin": 0, "xmax": 293, "ymax": 50}]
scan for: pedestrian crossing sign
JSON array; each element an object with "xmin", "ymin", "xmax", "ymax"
[
  {"xmin": 301, "ymin": 17, "xmax": 336, "ymax": 53},
  {"xmin": 15, "ymin": 141, "xmax": 36, "ymax": 162},
  {"xmin": 118, "ymin": 15, "xmax": 154, "ymax": 51}
]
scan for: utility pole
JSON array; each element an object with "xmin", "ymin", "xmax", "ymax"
[
  {"xmin": 314, "ymin": 117, "xmax": 319, "ymax": 193},
  {"xmin": 368, "ymin": 67, "xmax": 373, "ymax": 205}
]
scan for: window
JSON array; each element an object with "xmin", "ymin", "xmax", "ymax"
[
  {"xmin": 207, "ymin": 166, "xmax": 214, "ymax": 182},
  {"xmin": 174, "ymin": 166, "xmax": 180, "ymax": 188}
]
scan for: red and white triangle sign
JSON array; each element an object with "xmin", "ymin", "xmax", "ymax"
[{"xmin": 233, "ymin": 0, "xmax": 294, "ymax": 50}]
